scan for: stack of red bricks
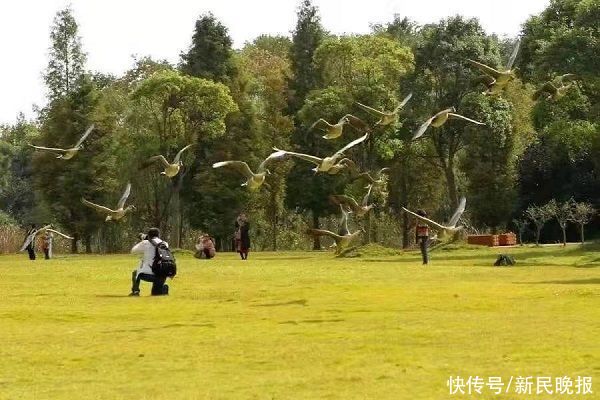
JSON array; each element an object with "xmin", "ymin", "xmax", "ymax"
[
  {"xmin": 467, "ymin": 233, "xmax": 516, "ymax": 247},
  {"xmin": 467, "ymin": 234, "xmax": 499, "ymax": 247}
]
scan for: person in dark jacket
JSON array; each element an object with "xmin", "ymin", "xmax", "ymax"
[
  {"xmin": 25, "ymin": 224, "xmax": 36, "ymax": 260},
  {"xmin": 235, "ymin": 213, "xmax": 250, "ymax": 260},
  {"xmin": 415, "ymin": 210, "xmax": 430, "ymax": 265}
]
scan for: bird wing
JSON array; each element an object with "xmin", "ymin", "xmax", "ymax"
[
  {"xmin": 467, "ymin": 59, "xmax": 502, "ymax": 78},
  {"xmin": 362, "ymin": 185, "xmax": 373, "ymax": 207},
  {"xmin": 74, "ymin": 124, "xmax": 95, "ymax": 147},
  {"xmin": 116, "ymin": 183, "xmax": 132, "ymax": 209},
  {"xmin": 306, "ymin": 228, "xmax": 342, "ymax": 241},
  {"xmin": 558, "ymin": 73, "xmax": 576, "ymax": 84},
  {"xmin": 353, "ymin": 172, "xmax": 376, "ymax": 185},
  {"xmin": 402, "ymin": 207, "xmax": 449, "ymax": 231},
  {"xmin": 46, "ymin": 228, "xmax": 74, "ymax": 240},
  {"xmin": 355, "ymin": 102, "xmax": 385, "ymax": 117},
  {"xmin": 394, "ymin": 92, "xmax": 413, "ymax": 112},
  {"xmin": 506, "ymin": 39, "xmax": 520, "ymax": 70},
  {"xmin": 173, "ymin": 144, "xmax": 193, "ymax": 163},
  {"xmin": 257, "ymin": 150, "xmax": 287, "ymax": 173},
  {"xmin": 310, "ymin": 118, "xmax": 331, "ymax": 131},
  {"xmin": 343, "ymin": 114, "xmax": 370, "ymax": 131},
  {"xmin": 20, "ymin": 225, "xmax": 52, "ymax": 251},
  {"xmin": 339, "ymin": 205, "xmax": 350, "ymax": 234},
  {"xmin": 334, "ymin": 132, "xmax": 369, "ymax": 157},
  {"xmin": 413, "ymin": 116, "xmax": 435, "ymax": 140},
  {"xmin": 330, "ymin": 195, "xmax": 360, "ymax": 212},
  {"xmin": 448, "ymin": 113, "xmax": 485, "ymax": 125},
  {"xmin": 533, "ymin": 82, "xmax": 557, "ymax": 99},
  {"xmin": 448, "ymin": 197, "xmax": 467, "ymax": 228},
  {"xmin": 143, "ymin": 155, "xmax": 171, "ymax": 168},
  {"xmin": 29, "ymin": 144, "xmax": 66, "ymax": 153},
  {"xmin": 273, "ymin": 147, "xmax": 322, "ymax": 166},
  {"xmin": 82, "ymin": 198, "xmax": 115, "ymax": 214},
  {"xmin": 212, "ymin": 161, "xmax": 255, "ymax": 178}
]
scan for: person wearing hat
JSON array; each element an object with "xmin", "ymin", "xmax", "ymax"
[{"xmin": 129, "ymin": 228, "xmax": 170, "ymax": 296}]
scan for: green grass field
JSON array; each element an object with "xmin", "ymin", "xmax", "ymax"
[{"xmin": 1, "ymin": 244, "xmax": 599, "ymax": 399}]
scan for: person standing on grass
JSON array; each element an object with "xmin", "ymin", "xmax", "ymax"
[
  {"xmin": 235, "ymin": 213, "xmax": 251, "ymax": 260},
  {"xmin": 129, "ymin": 228, "xmax": 170, "ymax": 296},
  {"xmin": 24, "ymin": 224, "xmax": 36, "ymax": 260},
  {"xmin": 415, "ymin": 210, "xmax": 430, "ymax": 265},
  {"xmin": 42, "ymin": 230, "xmax": 53, "ymax": 260}
]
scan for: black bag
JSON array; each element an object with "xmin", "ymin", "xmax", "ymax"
[
  {"xmin": 494, "ymin": 254, "xmax": 516, "ymax": 267},
  {"xmin": 150, "ymin": 240, "xmax": 177, "ymax": 277}
]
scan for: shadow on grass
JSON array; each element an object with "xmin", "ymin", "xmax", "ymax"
[
  {"xmin": 514, "ymin": 278, "xmax": 600, "ymax": 285},
  {"xmin": 106, "ymin": 322, "xmax": 215, "ymax": 333},
  {"xmin": 252, "ymin": 299, "xmax": 307, "ymax": 307},
  {"xmin": 279, "ymin": 318, "xmax": 345, "ymax": 324}
]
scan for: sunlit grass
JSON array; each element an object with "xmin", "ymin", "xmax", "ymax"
[{"xmin": 1, "ymin": 244, "xmax": 598, "ymax": 399}]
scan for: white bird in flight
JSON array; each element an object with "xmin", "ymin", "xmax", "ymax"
[
  {"xmin": 212, "ymin": 150, "xmax": 287, "ymax": 191},
  {"xmin": 403, "ymin": 197, "xmax": 467, "ymax": 233},
  {"xmin": 467, "ymin": 39, "xmax": 521, "ymax": 95},
  {"xmin": 310, "ymin": 114, "xmax": 369, "ymax": 140},
  {"xmin": 19, "ymin": 225, "xmax": 74, "ymax": 252},
  {"xmin": 29, "ymin": 125, "xmax": 95, "ymax": 160},
  {"xmin": 81, "ymin": 183, "xmax": 135, "ymax": 222},
  {"xmin": 142, "ymin": 144, "xmax": 193, "ymax": 178},
  {"xmin": 275, "ymin": 132, "xmax": 369, "ymax": 174},
  {"xmin": 356, "ymin": 92, "xmax": 413, "ymax": 127},
  {"xmin": 413, "ymin": 108, "xmax": 485, "ymax": 140}
]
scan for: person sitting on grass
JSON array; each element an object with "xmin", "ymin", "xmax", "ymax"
[
  {"xmin": 129, "ymin": 228, "xmax": 170, "ymax": 296},
  {"xmin": 195, "ymin": 233, "xmax": 216, "ymax": 259}
]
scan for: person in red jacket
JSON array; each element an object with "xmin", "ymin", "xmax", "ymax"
[{"xmin": 415, "ymin": 209, "xmax": 430, "ymax": 265}]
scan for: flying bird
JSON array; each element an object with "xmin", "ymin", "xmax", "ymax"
[
  {"xmin": 81, "ymin": 183, "xmax": 135, "ymax": 222},
  {"xmin": 29, "ymin": 125, "xmax": 95, "ymax": 160},
  {"xmin": 306, "ymin": 228, "xmax": 363, "ymax": 255},
  {"xmin": 533, "ymin": 74, "xmax": 577, "ymax": 101},
  {"xmin": 413, "ymin": 108, "xmax": 485, "ymax": 140},
  {"xmin": 330, "ymin": 185, "xmax": 375, "ymax": 218},
  {"xmin": 352, "ymin": 167, "xmax": 390, "ymax": 188},
  {"xmin": 356, "ymin": 93, "xmax": 413, "ymax": 126},
  {"xmin": 19, "ymin": 225, "xmax": 74, "ymax": 252},
  {"xmin": 142, "ymin": 144, "xmax": 193, "ymax": 177},
  {"xmin": 275, "ymin": 132, "xmax": 369, "ymax": 174},
  {"xmin": 310, "ymin": 114, "xmax": 369, "ymax": 139},
  {"xmin": 212, "ymin": 150, "xmax": 286, "ymax": 191},
  {"xmin": 402, "ymin": 197, "xmax": 467, "ymax": 234},
  {"xmin": 467, "ymin": 39, "xmax": 520, "ymax": 95}
]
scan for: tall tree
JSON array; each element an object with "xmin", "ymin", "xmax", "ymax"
[
  {"xmin": 44, "ymin": 6, "xmax": 86, "ymax": 101},
  {"xmin": 180, "ymin": 13, "xmax": 235, "ymax": 82},
  {"xmin": 286, "ymin": 0, "xmax": 326, "ymax": 249}
]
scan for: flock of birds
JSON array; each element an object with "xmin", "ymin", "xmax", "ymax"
[{"xmin": 22, "ymin": 39, "xmax": 579, "ymax": 255}]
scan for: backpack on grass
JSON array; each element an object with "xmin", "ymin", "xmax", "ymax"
[
  {"xmin": 150, "ymin": 240, "xmax": 177, "ymax": 277},
  {"xmin": 494, "ymin": 254, "xmax": 515, "ymax": 267}
]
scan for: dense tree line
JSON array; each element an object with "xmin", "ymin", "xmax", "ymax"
[{"xmin": 0, "ymin": 0, "xmax": 597, "ymax": 252}]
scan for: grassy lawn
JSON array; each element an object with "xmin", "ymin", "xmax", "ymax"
[{"xmin": 1, "ymin": 244, "xmax": 599, "ymax": 399}]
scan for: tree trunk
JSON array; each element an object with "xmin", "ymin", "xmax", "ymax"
[
  {"xmin": 443, "ymin": 159, "xmax": 459, "ymax": 208},
  {"xmin": 518, "ymin": 231, "xmax": 523, "ymax": 246},
  {"xmin": 312, "ymin": 212, "xmax": 321, "ymax": 250},
  {"xmin": 402, "ymin": 212, "xmax": 410, "ymax": 248},
  {"xmin": 365, "ymin": 212, "xmax": 372, "ymax": 244},
  {"xmin": 535, "ymin": 226, "xmax": 541, "ymax": 245},
  {"xmin": 272, "ymin": 214, "xmax": 278, "ymax": 251},
  {"xmin": 71, "ymin": 234, "xmax": 78, "ymax": 254},
  {"xmin": 85, "ymin": 235, "xmax": 92, "ymax": 254},
  {"xmin": 561, "ymin": 226, "xmax": 566, "ymax": 247},
  {"xmin": 580, "ymin": 224, "xmax": 585, "ymax": 244}
]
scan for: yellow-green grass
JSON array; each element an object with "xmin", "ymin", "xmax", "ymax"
[{"xmin": 1, "ymin": 244, "xmax": 599, "ymax": 399}]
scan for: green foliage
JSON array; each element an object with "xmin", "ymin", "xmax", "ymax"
[
  {"xmin": 44, "ymin": 6, "xmax": 86, "ymax": 101},
  {"xmin": 180, "ymin": 13, "xmax": 235, "ymax": 82}
]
